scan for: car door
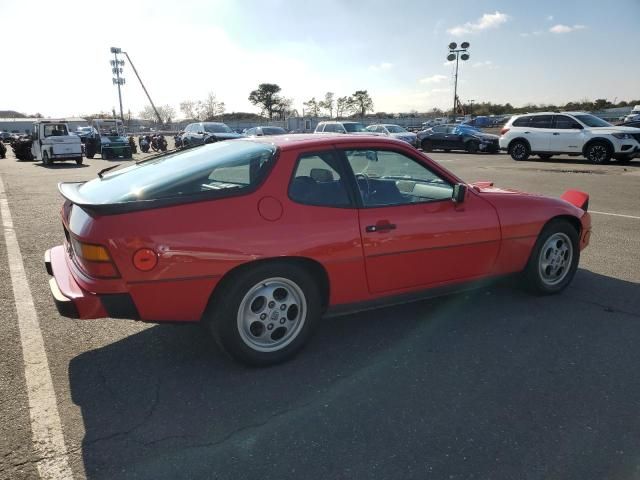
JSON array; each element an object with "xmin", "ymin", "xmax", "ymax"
[
  {"xmin": 526, "ymin": 115, "xmax": 553, "ymax": 152},
  {"xmin": 342, "ymin": 147, "xmax": 501, "ymax": 293},
  {"xmin": 550, "ymin": 115, "xmax": 584, "ymax": 153},
  {"xmin": 444, "ymin": 126, "xmax": 464, "ymax": 149},
  {"xmin": 429, "ymin": 125, "xmax": 447, "ymax": 148}
]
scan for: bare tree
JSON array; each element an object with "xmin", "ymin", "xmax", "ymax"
[
  {"xmin": 303, "ymin": 97, "xmax": 321, "ymax": 117},
  {"xmin": 180, "ymin": 100, "xmax": 199, "ymax": 120},
  {"xmin": 318, "ymin": 92, "xmax": 335, "ymax": 119},
  {"xmin": 273, "ymin": 97, "xmax": 294, "ymax": 120},
  {"xmin": 198, "ymin": 92, "xmax": 226, "ymax": 120}
]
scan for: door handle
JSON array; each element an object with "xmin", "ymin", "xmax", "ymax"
[
  {"xmin": 366, "ymin": 223, "xmax": 396, "ymax": 233},
  {"xmin": 523, "ymin": 131, "xmax": 530, "ymax": 134},
  {"xmin": 552, "ymin": 132, "xmax": 560, "ymax": 135}
]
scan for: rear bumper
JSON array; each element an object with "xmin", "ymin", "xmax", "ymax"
[{"xmin": 45, "ymin": 246, "xmax": 138, "ymax": 319}]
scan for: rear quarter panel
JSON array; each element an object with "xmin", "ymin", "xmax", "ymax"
[{"xmin": 480, "ymin": 190, "xmax": 587, "ymax": 274}]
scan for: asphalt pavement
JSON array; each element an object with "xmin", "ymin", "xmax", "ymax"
[{"xmin": 0, "ymin": 143, "xmax": 639, "ymax": 480}]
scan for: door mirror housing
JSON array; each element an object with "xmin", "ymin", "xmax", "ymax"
[{"xmin": 452, "ymin": 183, "xmax": 467, "ymax": 203}]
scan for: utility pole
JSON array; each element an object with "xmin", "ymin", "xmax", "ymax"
[
  {"xmin": 446, "ymin": 42, "xmax": 470, "ymax": 119},
  {"xmin": 110, "ymin": 47, "xmax": 125, "ymax": 124}
]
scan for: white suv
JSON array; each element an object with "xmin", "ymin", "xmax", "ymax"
[{"xmin": 499, "ymin": 112, "xmax": 640, "ymax": 164}]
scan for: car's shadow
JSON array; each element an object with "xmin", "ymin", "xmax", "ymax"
[
  {"xmin": 69, "ymin": 269, "xmax": 640, "ymax": 480},
  {"xmin": 33, "ymin": 163, "xmax": 89, "ymax": 169}
]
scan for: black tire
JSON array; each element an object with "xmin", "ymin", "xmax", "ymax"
[
  {"xmin": 75, "ymin": 157, "xmax": 83, "ymax": 165},
  {"xmin": 523, "ymin": 219, "xmax": 580, "ymax": 295},
  {"xmin": 102, "ymin": 149, "xmax": 111, "ymax": 160},
  {"xmin": 585, "ymin": 141, "xmax": 611, "ymax": 164},
  {"xmin": 42, "ymin": 151, "xmax": 51, "ymax": 166},
  {"xmin": 539, "ymin": 154, "xmax": 552, "ymax": 160},
  {"xmin": 421, "ymin": 139, "xmax": 433, "ymax": 152},
  {"xmin": 204, "ymin": 262, "xmax": 323, "ymax": 366},
  {"xmin": 509, "ymin": 140, "xmax": 530, "ymax": 161},
  {"xmin": 466, "ymin": 141, "xmax": 479, "ymax": 153}
]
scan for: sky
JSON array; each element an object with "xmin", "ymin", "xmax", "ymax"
[{"xmin": 1, "ymin": 0, "xmax": 638, "ymax": 119}]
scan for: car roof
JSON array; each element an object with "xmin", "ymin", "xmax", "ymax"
[
  {"xmin": 319, "ymin": 121, "xmax": 361, "ymax": 124},
  {"xmin": 247, "ymin": 133, "xmax": 411, "ymax": 151}
]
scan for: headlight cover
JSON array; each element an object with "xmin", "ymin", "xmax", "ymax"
[{"xmin": 612, "ymin": 133, "xmax": 632, "ymax": 139}]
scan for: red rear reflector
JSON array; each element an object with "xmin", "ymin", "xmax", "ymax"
[
  {"xmin": 133, "ymin": 248, "xmax": 158, "ymax": 271},
  {"xmin": 500, "ymin": 127, "xmax": 510, "ymax": 135}
]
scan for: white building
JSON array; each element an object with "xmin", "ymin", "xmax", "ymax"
[{"xmin": 0, "ymin": 117, "xmax": 88, "ymax": 134}]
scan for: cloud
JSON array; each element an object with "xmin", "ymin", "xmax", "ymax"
[
  {"xmin": 549, "ymin": 24, "xmax": 586, "ymax": 34},
  {"xmin": 419, "ymin": 74, "xmax": 447, "ymax": 84},
  {"xmin": 368, "ymin": 62, "xmax": 393, "ymax": 72},
  {"xmin": 447, "ymin": 11, "xmax": 509, "ymax": 36},
  {"xmin": 472, "ymin": 60, "xmax": 493, "ymax": 68}
]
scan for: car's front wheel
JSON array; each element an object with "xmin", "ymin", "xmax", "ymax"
[
  {"xmin": 466, "ymin": 141, "xmax": 479, "ymax": 153},
  {"xmin": 509, "ymin": 140, "xmax": 530, "ymax": 161},
  {"xmin": 585, "ymin": 142, "xmax": 611, "ymax": 164},
  {"xmin": 524, "ymin": 220, "xmax": 579, "ymax": 294},
  {"xmin": 205, "ymin": 262, "xmax": 322, "ymax": 366}
]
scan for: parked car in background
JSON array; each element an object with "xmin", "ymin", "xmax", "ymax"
[
  {"xmin": 1, "ymin": 131, "xmax": 13, "ymax": 143},
  {"xmin": 418, "ymin": 124, "xmax": 500, "ymax": 153},
  {"xmin": 314, "ymin": 121, "xmax": 373, "ymax": 134},
  {"xmin": 85, "ymin": 119, "xmax": 132, "ymax": 159},
  {"xmin": 181, "ymin": 122, "xmax": 244, "ymax": 146},
  {"xmin": 244, "ymin": 126, "xmax": 287, "ymax": 137},
  {"xmin": 500, "ymin": 112, "xmax": 640, "ymax": 164},
  {"xmin": 0, "ymin": 140, "xmax": 6, "ymax": 158},
  {"xmin": 72, "ymin": 126, "xmax": 94, "ymax": 144},
  {"xmin": 624, "ymin": 105, "xmax": 640, "ymax": 123},
  {"xmin": 366, "ymin": 124, "xmax": 417, "ymax": 146},
  {"xmin": 463, "ymin": 116, "xmax": 493, "ymax": 128},
  {"xmin": 30, "ymin": 120, "xmax": 83, "ymax": 165},
  {"xmin": 45, "ymin": 134, "xmax": 591, "ymax": 366},
  {"xmin": 620, "ymin": 120, "xmax": 640, "ymax": 129}
]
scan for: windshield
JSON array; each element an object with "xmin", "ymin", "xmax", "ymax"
[
  {"xmin": 343, "ymin": 123, "xmax": 367, "ymax": 133},
  {"xmin": 455, "ymin": 125, "xmax": 480, "ymax": 133},
  {"xmin": 574, "ymin": 114, "xmax": 611, "ymax": 128},
  {"xmin": 262, "ymin": 127, "xmax": 286, "ymax": 135},
  {"xmin": 204, "ymin": 123, "xmax": 233, "ymax": 133},
  {"xmin": 76, "ymin": 141, "xmax": 276, "ymax": 204},
  {"xmin": 385, "ymin": 125, "xmax": 407, "ymax": 133},
  {"xmin": 95, "ymin": 121, "xmax": 123, "ymax": 136},
  {"xmin": 43, "ymin": 124, "xmax": 69, "ymax": 137}
]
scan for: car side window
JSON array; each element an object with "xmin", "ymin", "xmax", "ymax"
[
  {"xmin": 432, "ymin": 126, "xmax": 446, "ymax": 133},
  {"xmin": 323, "ymin": 124, "xmax": 337, "ymax": 133},
  {"xmin": 316, "ymin": 123, "xmax": 325, "ymax": 132},
  {"xmin": 554, "ymin": 115, "xmax": 581, "ymax": 129},
  {"xmin": 512, "ymin": 116, "xmax": 532, "ymax": 127},
  {"xmin": 529, "ymin": 115, "xmax": 553, "ymax": 129},
  {"xmin": 344, "ymin": 149, "xmax": 453, "ymax": 207},
  {"xmin": 289, "ymin": 152, "xmax": 351, "ymax": 207}
]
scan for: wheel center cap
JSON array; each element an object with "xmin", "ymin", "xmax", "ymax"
[{"xmin": 270, "ymin": 310, "xmax": 279, "ymax": 322}]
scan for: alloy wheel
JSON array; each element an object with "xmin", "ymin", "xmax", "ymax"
[{"xmin": 538, "ymin": 232, "xmax": 573, "ymax": 286}]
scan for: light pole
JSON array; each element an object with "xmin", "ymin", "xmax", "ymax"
[
  {"xmin": 110, "ymin": 47, "xmax": 126, "ymax": 124},
  {"xmin": 447, "ymin": 41, "xmax": 470, "ymax": 119}
]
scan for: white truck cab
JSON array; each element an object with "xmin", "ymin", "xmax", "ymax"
[{"xmin": 31, "ymin": 120, "xmax": 83, "ymax": 165}]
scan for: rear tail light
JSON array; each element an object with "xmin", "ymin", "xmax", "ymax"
[
  {"xmin": 500, "ymin": 127, "xmax": 510, "ymax": 135},
  {"xmin": 70, "ymin": 237, "xmax": 120, "ymax": 278}
]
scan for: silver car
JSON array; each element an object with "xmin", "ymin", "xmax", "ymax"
[{"xmin": 366, "ymin": 124, "xmax": 418, "ymax": 147}]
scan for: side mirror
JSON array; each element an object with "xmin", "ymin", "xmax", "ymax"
[{"xmin": 452, "ymin": 183, "xmax": 467, "ymax": 203}]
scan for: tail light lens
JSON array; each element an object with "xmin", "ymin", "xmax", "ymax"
[
  {"xmin": 70, "ymin": 237, "xmax": 120, "ymax": 278},
  {"xmin": 500, "ymin": 127, "xmax": 510, "ymax": 135}
]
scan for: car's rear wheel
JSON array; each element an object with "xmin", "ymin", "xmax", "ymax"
[
  {"xmin": 466, "ymin": 141, "xmax": 479, "ymax": 153},
  {"xmin": 509, "ymin": 140, "xmax": 530, "ymax": 161},
  {"xmin": 421, "ymin": 139, "xmax": 433, "ymax": 152},
  {"xmin": 205, "ymin": 262, "xmax": 322, "ymax": 366},
  {"xmin": 539, "ymin": 154, "xmax": 552, "ymax": 160},
  {"xmin": 585, "ymin": 142, "xmax": 611, "ymax": 164},
  {"xmin": 75, "ymin": 157, "xmax": 83, "ymax": 165},
  {"xmin": 524, "ymin": 220, "xmax": 579, "ymax": 294}
]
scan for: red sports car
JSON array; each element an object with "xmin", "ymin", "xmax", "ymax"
[{"xmin": 45, "ymin": 135, "xmax": 591, "ymax": 365}]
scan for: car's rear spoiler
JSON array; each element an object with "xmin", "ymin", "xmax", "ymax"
[{"xmin": 561, "ymin": 190, "xmax": 589, "ymax": 211}]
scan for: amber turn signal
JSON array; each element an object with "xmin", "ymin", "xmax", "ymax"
[{"xmin": 133, "ymin": 248, "xmax": 158, "ymax": 272}]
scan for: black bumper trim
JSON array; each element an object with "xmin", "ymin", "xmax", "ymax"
[{"xmin": 100, "ymin": 294, "xmax": 140, "ymax": 319}]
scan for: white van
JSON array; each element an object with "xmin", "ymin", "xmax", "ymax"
[
  {"xmin": 624, "ymin": 105, "xmax": 640, "ymax": 123},
  {"xmin": 31, "ymin": 120, "xmax": 83, "ymax": 165}
]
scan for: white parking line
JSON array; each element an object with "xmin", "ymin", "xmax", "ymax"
[
  {"xmin": 0, "ymin": 175, "xmax": 73, "ymax": 480},
  {"xmin": 590, "ymin": 210, "xmax": 640, "ymax": 220}
]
